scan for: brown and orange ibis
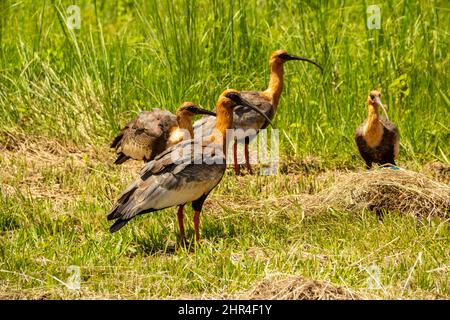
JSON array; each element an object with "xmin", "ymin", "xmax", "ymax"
[
  {"xmin": 194, "ymin": 50, "xmax": 322, "ymax": 175},
  {"xmin": 111, "ymin": 102, "xmax": 216, "ymax": 164},
  {"xmin": 355, "ymin": 90, "xmax": 400, "ymax": 169},
  {"xmin": 107, "ymin": 90, "xmax": 272, "ymax": 243}
]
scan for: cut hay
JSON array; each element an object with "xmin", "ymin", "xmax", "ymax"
[
  {"xmin": 301, "ymin": 168, "xmax": 450, "ymax": 219},
  {"xmin": 425, "ymin": 161, "xmax": 450, "ymax": 184},
  {"xmin": 245, "ymin": 275, "xmax": 363, "ymax": 300}
]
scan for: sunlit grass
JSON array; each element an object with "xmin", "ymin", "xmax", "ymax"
[{"xmin": 0, "ymin": 0, "xmax": 448, "ymax": 163}]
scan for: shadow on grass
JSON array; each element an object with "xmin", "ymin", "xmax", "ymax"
[{"xmin": 126, "ymin": 219, "xmax": 235, "ymax": 256}]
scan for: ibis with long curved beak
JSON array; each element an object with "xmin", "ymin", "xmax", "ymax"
[
  {"xmin": 355, "ymin": 90, "xmax": 400, "ymax": 169},
  {"xmin": 111, "ymin": 102, "xmax": 216, "ymax": 164},
  {"xmin": 194, "ymin": 49, "xmax": 322, "ymax": 175},
  {"xmin": 107, "ymin": 89, "xmax": 273, "ymax": 243}
]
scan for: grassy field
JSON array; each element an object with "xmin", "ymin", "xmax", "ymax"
[{"xmin": 0, "ymin": 0, "xmax": 449, "ymax": 299}]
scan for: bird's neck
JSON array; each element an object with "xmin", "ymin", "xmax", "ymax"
[
  {"xmin": 363, "ymin": 104, "xmax": 383, "ymax": 147},
  {"xmin": 264, "ymin": 60, "xmax": 284, "ymax": 110},
  {"xmin": 176, "ymin": 115, "xmax": 194, "ymax": 138},
  {"xmin": 210, "ymin": 105, "xmax": 233, "ymax": 153},
  {"xmin": 168, "ymin": 116, "xmax": 194, "ymax": 146}
]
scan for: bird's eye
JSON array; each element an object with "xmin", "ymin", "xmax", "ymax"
[
  {"xmin": 186, "ymin": 106, "xmax": 197, "ymax": 113},
  {"xmin": 278, "ymin": 53, "xmax": 289, "ymax": 60},
  {"xmin": 370, "ymin": 94, "xmax": 375, "ymax": 100}
]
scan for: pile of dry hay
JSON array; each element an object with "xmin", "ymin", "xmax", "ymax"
[
  {"xmin": 301, "ymin": 168, "xmax": 450, "ymax": 219},
  {"xmin": 245, "ymin": 275, "xmax": 362, "ymax": 300}
]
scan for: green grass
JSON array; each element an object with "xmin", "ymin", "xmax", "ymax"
[
  {"xmin": 0, "ymin": 145, "xmax": 449, "ymax": 298},
  {"xmin": 0, "ymin": 0, "xmax": 449, "ymax": 299},
  {"xmin": 1, "ymin": 0, "xmax": 449, "ymax": 163}
]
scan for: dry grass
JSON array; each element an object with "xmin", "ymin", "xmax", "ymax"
[
  {"xmin": 2, "ymin": 133, "xmax": 448, "ymax": 222},
  {"xmin": 243, "ymin": 274, "xmax": 363, "ymax": 300},
  {"xmin": 426, "ymin": 162, "xmax": 450, "ymax": 184},
  {"xmin": 299, "ymin": 168, "xmax": 450, "ymax": 220}
]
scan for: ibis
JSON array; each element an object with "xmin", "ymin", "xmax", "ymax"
[
  {"xmin": 194, "ymin": 50, "xmax": 322, "ymax": 175},
  {"xmin": 111, "ymin": 102, "xmax": 216, "ymax": 164},
  {"xmin": 355, "ymin": 90, "xmax": 400, "ymax": 169},
  {"xmin": 107, "ymin": 90, "xmax": 272, "ymax": 243}
]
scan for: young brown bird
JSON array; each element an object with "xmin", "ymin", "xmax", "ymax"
[
  {"xmin": 355, "ymin": 90, "xmax": 400, "ymax": 169},
  {"xmin": 111, "ymin": 102, "xmax": 216, "ymax": 164}
]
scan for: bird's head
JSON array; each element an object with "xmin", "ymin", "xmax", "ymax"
[
  {"xmin": 270, "ymin": 49, "xmax": 323, "ymax": 71},
  {"xmin": 217, "ymin": 89, "xmax": 244, "ymax": 109},
  {"xmin": 368, "ymin": 90, "xmax": 390, "ymax": 119},
  {"xmin": 368, "ymin": 90, "xmax": 383, "ymax": 107},
  {"xmin": 216, "ymin": 89, "xmax": 273, "ymax": 127},
  {"xmin": 176, "ymin": 102, "xmax": 216, "ymax": 118}
]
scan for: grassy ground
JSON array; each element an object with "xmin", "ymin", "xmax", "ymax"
[{"xmin": 0, "ymin": 1, "xmax": 449, "ymax": 299}]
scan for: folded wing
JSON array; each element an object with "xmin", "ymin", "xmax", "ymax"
[{"xmin": 107, "ymin": 138, "xmax": 226, "ymax": 232}]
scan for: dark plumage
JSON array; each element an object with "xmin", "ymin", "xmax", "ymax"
[
  {"xmin": 111, "ymin": 103, "xmax": 216, "ymax": 165},
  {"xmin": 111, "ymin": 109, "xmax": 177, "ymax": 164},
  {"xmin": 355, "ymin": 118, "xmax": 399, "ymax": 168},
  {"xmin": 355, "ymin": 91, "xmax": 400, "ymax": 169},
  {"xmin": 233, "ymin": 91, "xmax": 275, "ymax": 132},
  {"xmin": 107, "ymin": 138, "xmax": 226, "ymax": 233}
]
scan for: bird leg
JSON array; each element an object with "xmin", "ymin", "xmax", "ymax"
[
  {"xmin": 192, "ymin": 194, "xmax": 208, "ymax": 244},
  {"xmin": 193, "ymin": 211, "xmax": 201, "ymax": 243},
  {"xmin": 177, "ymin": 205, "xmax": 186, "ymax": 242},
  {"xmin": 244, "ymin": 142, "xmax": 253, "ymax": 174},
  {"xmin": 233, "ymin": 138, "xmax": 241, "ymax": 176}
]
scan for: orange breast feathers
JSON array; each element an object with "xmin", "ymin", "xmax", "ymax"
[{"xmin": 363, "ymin": 107, "xmax": 383, "ymax": 148}]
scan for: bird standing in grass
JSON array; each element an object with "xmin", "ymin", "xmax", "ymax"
[
  {"xmin": 194, "ymin": 50, "xmax": 322, "ymax": 175},
  {"xmin": 107, "ymin": 89, "xmax": 272, "ymax": 243},
  {"xmin": 355, "ymin": 90, "xmax": 400, "ymax": 169},
  {"xmin": 111, "ymin": 103, "xmax": 216, "ymax": 164}
]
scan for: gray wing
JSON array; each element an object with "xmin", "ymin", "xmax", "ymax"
[
  {"xmin": 193, "ymin": 115, "xmax": 216, "ymax": 138},
  {"xmin": 111, "ymin": 109, "xmax": 177, "ymax": 163},
  {"xmin": 107, "ymin": 138, "xmax": 226, "ymax": 232},
  {"xmin": 193, "ymin": 91, "xmax": 274, "ymax": 139},
  {"xmin": 233, "ymin": 91, "xmax": 274, "ymax": 131}
]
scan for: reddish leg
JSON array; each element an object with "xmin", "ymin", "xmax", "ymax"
[
  {"xmin": 244, "ymin": 142, "xmax": 253, "ymax": 174},
  {"xmin": 177, "ymin": 205, "xmax": 186, "ymax": 241},
  {"xmin": 193, "ymin": 211, "xmax": 201, "ymax": 243},
  {"xmin": 233, "ymin": 138, "xmax": 240, "ymax": 176}
]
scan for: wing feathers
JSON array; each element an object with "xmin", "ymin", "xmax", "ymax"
[{"xmin": 107, "ymin": 138, "xmax": 226, "ymax": 232}]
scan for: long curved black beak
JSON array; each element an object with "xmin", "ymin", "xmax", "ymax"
[
  {"xmin": 229, "ymin": 95, "xmax": 274, "ymax": 127},
  {"xmin": 373, "ymin": 97, "xmax": 389, "ymax": 121},
  {"xmin": 192, "ymin": 106, "xmax": 217, "ymax": 117},
  {"xmin": 286, "ymin": 55, "xmax": 323, "ymax": 72}
]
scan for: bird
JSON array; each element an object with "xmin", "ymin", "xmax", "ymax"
[
  {"xmin": 355, "ymin": 90, "xmax": 400, "ymax": 169},
  {"xmin": 110, "ymin": 102, "xmax": 216, "ymax": 165},
  {"xmin": 107, "ymin": 89, "xmax": 273, "ymax": 243},
  {"xmin": 193, "ymin": 49, "xmax": 322, "ymax": 175}
]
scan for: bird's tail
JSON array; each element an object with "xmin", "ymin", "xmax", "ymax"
[
  {"xmin": 107, "ymin": 184, "xmax": 137, "ymax": 221},
  {"xmin": 107, "ymin": 170, "xmax": 161, "ymax": 233},
  {"xmin": 109, "ymin": 219, "xmax": 130, "ymax": 233},
  {"xmin": 114, "ymin": 153, "xmax": 130, "ymax": 165},
  {"xmin": 106, "ymin": 179, "xmax": 141, "ymax": 234},
  {"xmin": 110, "ymin": 133, "xmax": 123, "ymax": 148}
]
